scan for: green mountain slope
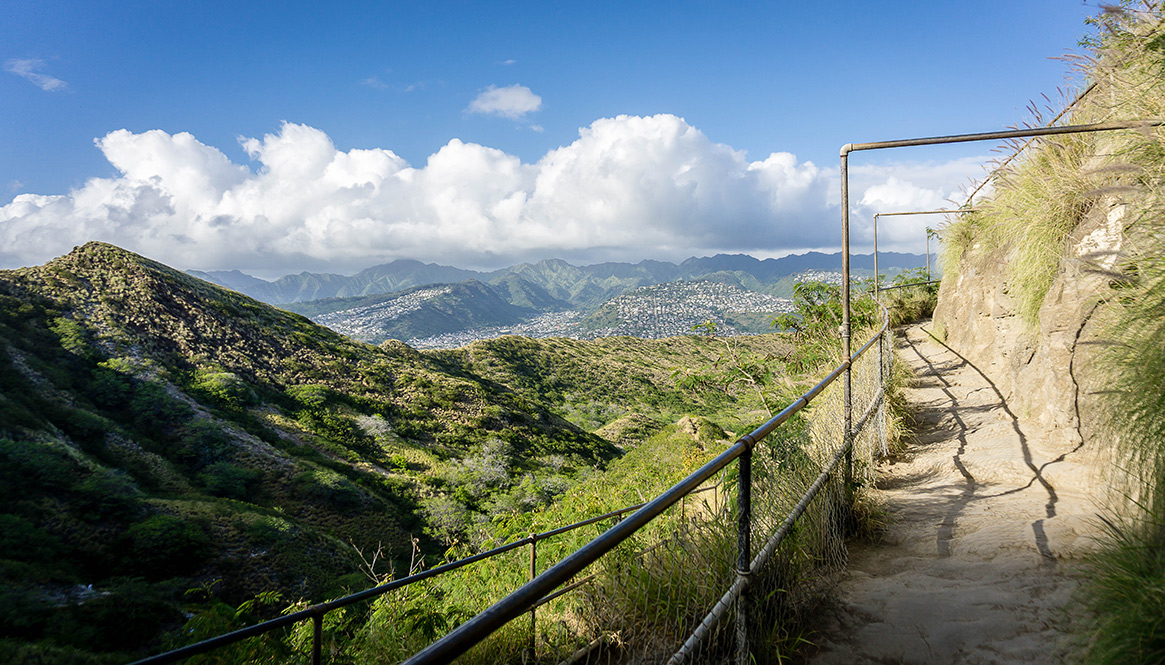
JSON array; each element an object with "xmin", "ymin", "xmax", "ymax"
[
  {"xmin": 0, "ymin": 242, "xmax": 815, "ymax": 662},
  {"xmin": 0, "ymin": 242, "xmax": 616, "ymax": 662},
  {"xmin": 282, "ymin": 280, "xmax": 540, "ymax": 343}
]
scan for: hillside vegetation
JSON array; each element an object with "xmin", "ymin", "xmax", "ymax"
[
  {"xmin": 936, "ymin": 6, "xmax": 1165, "ymax": 662},
  {"xmin": 0, "ymin": 242, "xmax": 838, "ymax": 663}
]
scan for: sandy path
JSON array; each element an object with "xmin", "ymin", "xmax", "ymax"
[{"xmin": 803, "ymin": 323, "xmax": 1101, "ymax": 665}]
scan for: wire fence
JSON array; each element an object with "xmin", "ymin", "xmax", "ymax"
[
  {"xmin": 131, "ymin": 485, "xmax": 725, "ymax": 665},
  {"xmin": 399, "ymin": 305, "xmax": 893, "ymax": 665},
  {"xmin": 132, "ymin": 305, "xmax": 892, "ymax": 665}
]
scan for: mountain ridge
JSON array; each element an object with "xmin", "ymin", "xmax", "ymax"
[{"xmin": 191, "ymin": 251, "xmax": 929, "ymax": 306}]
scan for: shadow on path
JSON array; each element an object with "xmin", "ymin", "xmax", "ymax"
[
  {"xmin": 901, "ymin": 330, "xmax": 978, "ymax": 557},
  {"xmin": 916, "ymin": 327, "xmax": 1060, "ymax": 564}
]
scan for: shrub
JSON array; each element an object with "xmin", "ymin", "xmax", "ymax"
[
  {"xmin": 122, "ymin": 514, "xmax": 211, "ymax": 577},
  {"xmin": 292, "ymin": 469, "xmax": 363, "ymax": 514},
  {"xmin": 191, "ymin": 369, "xmax": 256, "ymax": 410},
  {"xmin": 197, "ymin": 462, "xmax": 261, "ymax": 500},
  {"xmin": 881, "ymin": 268, "xmax": 939, "ymax": 326}
]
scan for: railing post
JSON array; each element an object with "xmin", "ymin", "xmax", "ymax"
[
  {"xmin": 873, "ymin": 213, "xmax": 880, "ymax": 300},
  {"xmin": 840, "ymin": 147, "xmax": 854, "ymax": 491},
  {"xmin": 735, "ymin": 445, "xmax": 753, "ymax": 665},
  {"xmin": 526, "ymin": 535, "xmax": 537, "ymax": 663},
  {"xmin": 312, "ymin": 613, "xmax": 323, "ymax": 665},
  {"xmin": 878, "ymin": 329, "xmax": 887, "ymax": 455}
]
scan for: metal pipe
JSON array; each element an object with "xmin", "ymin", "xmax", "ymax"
[
  {"xmin": 878, "ymin": 330, "xmax": 887, "ymax": 454},
  {"xmin": 871, "ymin": 209, "xmax": 974, "ymax": 289},
  {"xmin": 841, "ymin": 119, "xmax": 1161, "ymax": 156},
  {"xmin": 876, "ymin": 279, "xmax": 941, "ymax": 292},
  {"xmin": 963, "ymin": 81, "xmax": 1098, "ymax": 206},
  {"xmin": 528, "ymin": 534, "xmax": 537, "ymax": 661},
  {"xmin": 873, "ymin": 213, "xmax": 879, "ymax": 300},
  {"xmin": 840, "ymin": 149, "xmax": 853, "ymax": 491},
  {"xmin": 736, "ymin": 447, "xmax": 753, "ymax": 665},
  {"xmin": 312, "ymin": 613, "xmax": 322, "ymax": 665}
]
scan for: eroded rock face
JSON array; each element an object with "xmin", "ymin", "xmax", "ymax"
[{"xmin": 933, "ymin": 198, "xmax": 1125, "ymax": 453}]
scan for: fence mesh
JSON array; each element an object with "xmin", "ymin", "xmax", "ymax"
[
  {"xmin": 409, "ymin": 324, "xmax": 894, "ymax": 665},
  {"xmin": 172, "ymin": 325, "xmax": 893, "ymax": 665}
]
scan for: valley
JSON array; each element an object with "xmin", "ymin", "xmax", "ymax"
[
  {"xmin": 0, "ymin": 242, "xmax": 826, "ymax": 663},
  {"xmin": 204, "ymin": 252, "xmax": 922, "ymax": 348}
]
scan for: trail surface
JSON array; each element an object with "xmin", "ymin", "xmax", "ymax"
[{"xmin": 804, "ymin": 323, "xmax": 1101, "ymax": 665}]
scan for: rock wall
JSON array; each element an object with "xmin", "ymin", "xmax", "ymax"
[{"xmin": 932, "ymin": 197, "xmax": 1127, "ymax": 452}]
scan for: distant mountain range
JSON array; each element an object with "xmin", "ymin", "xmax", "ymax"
[
  {"xmin": 188, "ymin": 252, "xmax": 929, "ymax": 346},
  {"xmin": 189, "ymin": 252, "xmax": 929, "ymax": 306}
]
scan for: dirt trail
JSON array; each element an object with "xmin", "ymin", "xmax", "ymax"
[{"xmin": 804, "ymin": 323, "xmax": 1102, "ymax": 665}]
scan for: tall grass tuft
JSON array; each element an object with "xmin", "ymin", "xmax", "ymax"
[
  {"xmin": 979, "ymin": 133, "xmax": 1097, "ymax": 327},
  {"xmin": 880, "ymin": 269, "xmax": 939, "ymax": 327},
  {"xmin": 1077, "ymin": 511, "xmax": 1165, "ymax": 665}
]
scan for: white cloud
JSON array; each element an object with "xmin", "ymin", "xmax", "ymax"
[
  {"xmin": 848, "ymin": 157, "xmax": 989, "ymax": 252},
  {"xmin": 467, "ymin": 84, "xmax": 542, "ymax": 120},
  {"xmin": 5, "ymin": 58, "xmax": 68, "ymax": 92},
  {"xmin": 359, "ymin": 75, "xmax": 389, "ymax": 89},
  {"xmin": 0, "ymin": 117, "xmax": 989, "ymax": 274}
]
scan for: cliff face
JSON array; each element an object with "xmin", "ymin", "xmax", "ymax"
[{"xmin": 933, "ymin": 197, "xmax": 1125, "ymax": 455}]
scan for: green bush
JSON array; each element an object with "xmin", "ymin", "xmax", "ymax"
[
  {"xmin": 292, "ymin": 469, "xmax": 363, "ymax": 514},
  {"xmin": 130, "ymin": 382, "xmax": 193, "ymax": 439},
  {"xmin": 197, "ymin": 462, "xmax": 262, "ymax": 500},
  {"xmin": 48, "ymin": 316, "xmax": 93, "ymax": 359},
  {"xmin": 192, "ymin": 369, "xmax": 256, "ymax": 410},
  {"xmin": 0, "ymin": 514, "xmax": 67, "ymax": 565},
  {"xmin": 881, "ymin": 268, "xmax": 939, "ymax": 326},
  {"xmin": 75, "ymin": 470, "xmax": 140, "ymax": 519},
  {"xmin": 122, "ymin": 515, "xmax": 211, "ymax": 577},
  {"xmin": 175, "ymin": 420, "xmax": 233, "ymax": 471},
  {"xmin": 44, "ymin": 578, "xmax": 184, "ymax": 653}
]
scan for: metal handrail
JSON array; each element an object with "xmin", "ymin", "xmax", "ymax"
[
  {"xmin": 402, "ymin": 301, "xmax": 891, "ymax": 665},
  {"xmin": 872, "ymin": 209, "xmax": 973, "ymax": 290},
  {"xmin": 876, "ymin": 278, "xmax": 941, "ymax": 293},
  {"xmin": 130, "ymin": 484, "xmax": 721, "ymax": 665},
  {"xmin": 405, "ymin": 118, "xmax": 1165, "ymax": 665}
]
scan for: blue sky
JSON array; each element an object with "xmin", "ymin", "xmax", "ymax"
[{"xmin": 1, "ymin": 1, "xmax": 1101, "ymax": 276}]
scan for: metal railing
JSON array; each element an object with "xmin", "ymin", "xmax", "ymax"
[
  {"xmin": 872, "ymin": 208, "xmax": 973, "ymax": 295},
  {"xmin": 876, "ymin": 278, "xmax": 941, "ymax": 293},
  {"xmin": 401, "ymin": 301, "xmax": 893, "ymax": 665},
  {"xmin": 130, "ymin": 484, "xmax": 723, "ymax": 665}
]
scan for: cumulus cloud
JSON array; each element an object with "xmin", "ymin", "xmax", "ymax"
[
  {"xmin": 0, "ymin": 116, "xmax": 988, "ymax": 274},
  {"xmin": 5, "ymin": 58, "xmax": 68, "ymax": 91},
  {"xmin": 467, "ymin": 84, "xmax": 542, "ymax": 120},
  {"xmin": 849, "ymin": 157, "xmax": 988, "ymax": 252}
]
